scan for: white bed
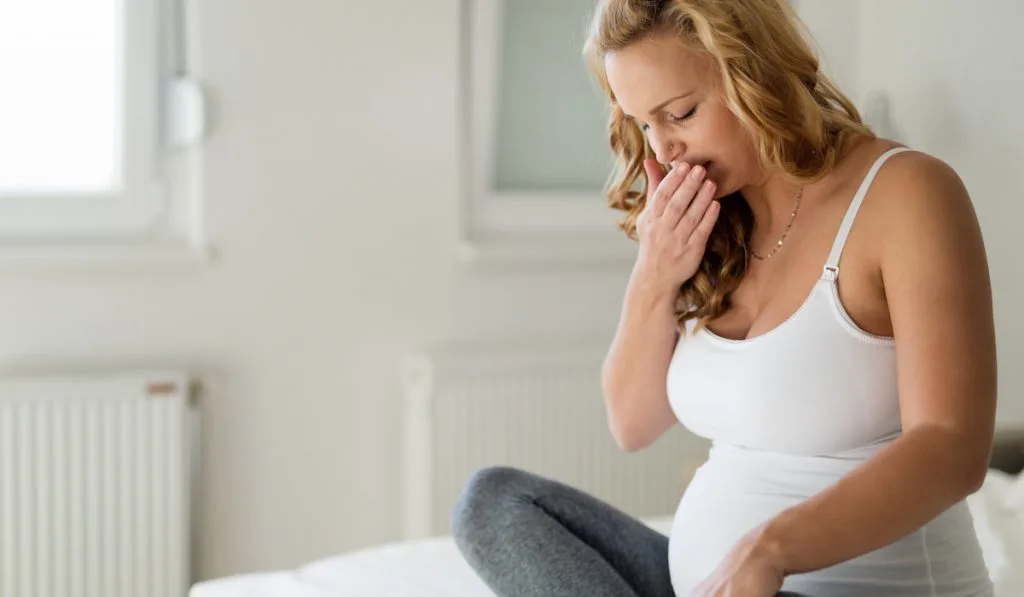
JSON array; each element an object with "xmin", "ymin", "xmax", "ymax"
[{"xmin": 190, "ymin": 439, "xmax": 1024, "ymax": 597}]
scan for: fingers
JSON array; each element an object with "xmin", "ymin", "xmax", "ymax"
[
  {"xmin": 675, "ymin": 178, "xmax": 717, "ymax": 235},
  {"xmin": 661, "ymin": 164, "xmax": 708, "ymax": 228},
  {"xmin": 648, "ymin": 162, "xmax": 691, "ymax": 219},
  {"xmin": 643, "ymin": 159, "xmax": 665, "ymax": 202},
  {"xmin": 638, "ymin": 160, "xmax": 664, "ymax": 229},
  {"xmin": 688, "ymin": 198, "xmax": 721, "ymax": 248}
]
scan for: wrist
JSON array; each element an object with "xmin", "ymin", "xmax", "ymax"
[
  {"xmin": 625, "ymin": 275, "xmax": 677, "ymax": 316},
  {"xmin": 627, "ymin": 264, "xmax": 678, "ymax": 307},
  {"xmin": 756, "ymin": 511, "xmax": 798, "ymax": 576}
]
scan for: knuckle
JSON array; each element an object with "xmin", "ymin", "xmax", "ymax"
[
  {"xmin": 683, "ymin": 178, "xmax": 703, "ymax": 196},
  {"xmin": 681, "ymin": 209, "xmax": 698, "ymax": 227}
]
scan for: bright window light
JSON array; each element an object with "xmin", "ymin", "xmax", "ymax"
[{"xmin": 0, "ymin": 0, "xmax": 121, "ymax": 194}]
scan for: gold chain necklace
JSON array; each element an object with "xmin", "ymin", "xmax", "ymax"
[{"xmin": 749, "ymin": 185, "xmax": 805, "ymax": 261}]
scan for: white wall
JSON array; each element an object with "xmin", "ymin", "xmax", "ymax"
[
  {"xmin": 856, "ymin": 0, "xmax": 1024, "ymax": 424},
  {"xmin": 794, "ymin": 0, "xmax": 861, "ymax": 96},
  {"xmin": 0, "ymin": 0, "xmax": 629, "ymax": 581},
  {"xmin": 1, "ymin": 0, "xmax": 1020, "ymax": 584}
]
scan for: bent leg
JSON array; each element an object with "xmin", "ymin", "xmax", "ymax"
[{"xmin": 451, "ymin": 466, "xmax": 674, "ymax": 597}]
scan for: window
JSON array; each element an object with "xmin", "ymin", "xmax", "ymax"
[
  {"xmin": 0, "ymin": 0, "xmax": 206, "ymax": 261},
  {"xmin": 459, "ymin": 0, "xmax": 636, "ymax": 266}
]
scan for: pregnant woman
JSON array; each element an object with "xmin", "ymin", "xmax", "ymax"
[{"xmin": 452, "ymin": 1, "xmax": 998, "ymax": 596}]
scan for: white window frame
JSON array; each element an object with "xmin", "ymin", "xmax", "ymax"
[
  {"xmin": 0, "ymin": 0, "xmax": 207, "ymax": 265},
  {"xmin": 457, "ymin": 0, "xmax": 637, "ymax": 267}
]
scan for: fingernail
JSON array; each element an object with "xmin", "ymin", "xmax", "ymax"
[
  {"xmin": 676, "ymin": 163, "xmax": 690, "ymax": 175},
  {"xmin": 691, "ymin": 166, "xmax": 705, "ymax": 180}
]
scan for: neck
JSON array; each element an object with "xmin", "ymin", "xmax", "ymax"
[{"xmin": 740, "ymin": 171, "xmax": 804, "ymax": 244}]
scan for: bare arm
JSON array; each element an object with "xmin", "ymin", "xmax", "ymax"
[
  {"xmin": 603, "ymin": 160, "xmax": 720, "ymax": 452},
  {"xmin": 602, "ymin": 267, "xmax": 682, "ymax": 452},
  {"xmin": 759, "ymin": 153, "xmax": 996, "ymax": 575}
]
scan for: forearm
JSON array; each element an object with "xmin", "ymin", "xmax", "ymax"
[
  {"xmin": 762, "ymin": 425, "xmax": 989, "ymax": 576},
  {"xmin": 604, "ymin": 265, "xmax": 678, "ymax": 385},
  {"xmin": 601, "ymin": 267, "xmax": 679, "ymax": 443}
]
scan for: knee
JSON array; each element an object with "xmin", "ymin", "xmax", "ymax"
[{"xmin": 450, "ymin": 466, "xmax": 528, "ymax": 545}]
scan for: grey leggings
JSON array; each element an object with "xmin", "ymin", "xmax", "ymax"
[{"xmin": 452, "ymin": 466, "xmax": 809, "ymax": 597}]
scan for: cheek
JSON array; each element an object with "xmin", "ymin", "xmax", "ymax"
[
  {"xmin": 705, "ymin": 110, "xmax": 754, "ymax": 192},
  {"xmin": 707, "ymin": 148, "xmax": 749, "ymax": 197},
  {"xmin": 709, "ymin": 109, "xmax": 746, "ymax": 148},
  {"xmin": 713, "ymin": 153, "xmax": 750, "ymax": 195}
]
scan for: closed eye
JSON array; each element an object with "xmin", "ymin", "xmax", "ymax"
[
  {"xmin": 630, "ymin": 104, "xmax": 696, "ymax": 133},
  {"xmin": 669, "ymin": 106, "xmax": 698, "ymax": 123},
  {"xmin": 634, "ymin": 105, "xmax": 698, "ymax": 132}
]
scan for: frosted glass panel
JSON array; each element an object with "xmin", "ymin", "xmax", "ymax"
[
  {"xmin": 493, "ymin": 0, "xmax": 611, "ymax": 193},
  {"xmin": 0, "ymin": 0, "xmax": 121, "ymax": 194}
]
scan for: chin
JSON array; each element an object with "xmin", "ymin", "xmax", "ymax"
[
  {"xmin": 706, "ymin": 165, "xmax": 730, "ymax": 196},
  {"xmin": 711, "ymin": 177, "xmax": 737, "ymax": 199}
]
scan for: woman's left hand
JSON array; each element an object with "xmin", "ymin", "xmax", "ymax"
[{"xmin": 690, "ymin": 524, "xmax": 787, "ymax": 597}]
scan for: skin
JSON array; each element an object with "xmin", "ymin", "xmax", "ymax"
[{"xmin": 605, "ymin": 31, "xmax": 997, "ymax": 597}]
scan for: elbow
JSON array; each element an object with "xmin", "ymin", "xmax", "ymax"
[
  {"xmin": 612, "ymin": 433, "xmax": 643, "ymax": 453},
  {"xmin": 964, "ymin": 458, "xmax": 990, "ymax": 494},
  {"xmin": 958, "ymin": 433, "xmax": 994, "ymax": 494},
  {"xmin": 611, "ymin": 429, "xmax": 646, "ymax": 453},
  {"xmin": 911, "ymin": 425, "xmax": 993, "ymax": 495},
  {"xmin": 601, "ymin": 370, "xmax": 659, "ymax": 453},
  {"xmin": 966, "ymin": 471, "xmax": 986, "ymax": 495},
  {"xmin": 607, "ymin": 415, "xmax": 649, "ymax": 453},
  {"xmin": 941, "ymin": 430, "xmax": 991, "ymax": 495},
  {"xmin": 602, "ymin": 387, "xmax": 643, "ymax": 453}
]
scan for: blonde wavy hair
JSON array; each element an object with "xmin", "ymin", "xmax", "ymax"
[{"xmin": 583, "ymin": 0, "xmax": 874, "ymax": 333}]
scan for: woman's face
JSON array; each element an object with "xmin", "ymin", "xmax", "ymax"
[{"xmin": 605, "ymin": 32, "xmax": 761, "ymax": 196}]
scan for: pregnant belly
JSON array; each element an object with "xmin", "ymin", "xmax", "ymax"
[
  {"xmin": 666, "ymin": 443, "xmax": 870, "ymax": 594},
  {"xmin": 667, "ymin": 443, "xmax": 992, "ymax": 597},
  {"xmin": 667, "ymin": 467, "xmax": 802, "ymax": 592}
]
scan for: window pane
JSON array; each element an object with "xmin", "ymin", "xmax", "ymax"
[
  {"xmin": 493, "ymin": 0, "xmax": 611, "ymax": 193},
  {"xmin": 0, "ymin": 0, "xmax": 121, "ymax": 194}
]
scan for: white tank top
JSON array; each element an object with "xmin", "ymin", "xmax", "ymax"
[{"xmin": 665, "ymin": 147, "xmax": 994, "ymax": 597}]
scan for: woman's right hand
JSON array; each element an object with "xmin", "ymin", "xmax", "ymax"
[{"xmin": 634, "ymin": 159, "xmax": 721, "ymax": 296}]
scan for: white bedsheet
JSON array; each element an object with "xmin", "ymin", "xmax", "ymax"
[
  {"xmin": 190, "ymin": 470, "xmax": 1024, "ymax": 597},
  {"xmin": 189, "ymin": 537, "xmax": 493, "ymax": 597}
]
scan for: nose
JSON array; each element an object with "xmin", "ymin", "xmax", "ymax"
[{"xmin": 647, "ymin": 127, "xmax": 683, "ymax": 166}]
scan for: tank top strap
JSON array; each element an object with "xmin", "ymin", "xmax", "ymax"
[{"xmin": 822, "ymin": 146, "xmax": 914, "ymax": 281}]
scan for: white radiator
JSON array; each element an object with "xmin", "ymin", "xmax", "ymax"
[
  {"xmin": 400, "ymin": 342, "xmax": 710, "ymax": 539},
  {"xmin": 0, "ymin": 371, "xmax": 194, "ymax": 597}
]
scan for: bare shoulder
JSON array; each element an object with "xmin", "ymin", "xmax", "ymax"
[
  {"xmin": 865, "ymin": 143, "xmax": 993, "ymax": 339},
  {"xmin": 847, "ymin": 146, "xmax": 983, "ymax": 270},
  {"xmin": 865, "ymin": 147, "xmax": 982, "ymax": 261}
]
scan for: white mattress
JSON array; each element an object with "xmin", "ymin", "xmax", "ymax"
[{"xmin": 191, "ymin": 471, "xmax": 1024, "ymax": 597}]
